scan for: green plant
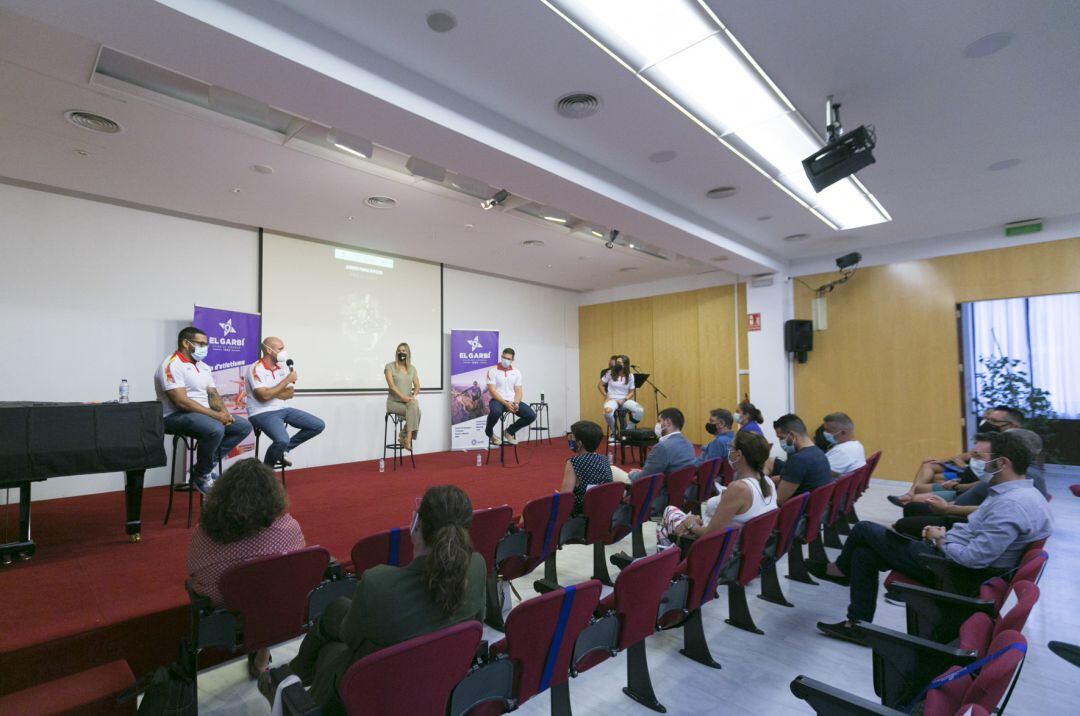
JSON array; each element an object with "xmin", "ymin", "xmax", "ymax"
[{"xmin": 972, "ymin": 354, "xmax": 1056, "ymax": 450}]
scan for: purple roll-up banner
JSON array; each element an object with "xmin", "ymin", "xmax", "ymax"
[
  {"xmin": 450, "ymin": 329, "xmax": 499, "ymax": 450},
  {"xmin": 193, "ymin": 305, "xmax": 261, "ymax": 462}
]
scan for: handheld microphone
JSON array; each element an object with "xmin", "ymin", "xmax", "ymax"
[{"xmin": 286, "ymin": 359, "xmax": 295, "ymax": 371}]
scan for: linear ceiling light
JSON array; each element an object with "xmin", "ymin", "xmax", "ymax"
[{"xmin": 541, "ymin": 0, "xmax": 890, "ymax": 230}]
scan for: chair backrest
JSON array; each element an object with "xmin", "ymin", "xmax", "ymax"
[
  {"xmin": 956, "ymin": 612, "xmax": 995, "ymax": 656},
  {"xmin": 665, "ymin": 466, "xmax": 698, "ymax": 509},
  {"xmin": 351, "ymin": 527, "xmax": 414, "ymax": 578},
  {"xmin": 339, "ymin": 620, "xmax": 482, "ymax": 716},
  {"xmin": 924, "ymin": 631, "xmax": 1027, "ymax": 715},
  {"xmin": 978, "ymin": 550, "xmax": 1047, "ymax": 608},
  {"xmin": 994, "ymin": 581, "xmax": 1039, "ymax": 638},
  {"xmin": 695, "ymin": 458, "xmax": 722, "ymax": 503},
  {"xmin": 734, "ymin": 510, "xmax": 780, "ymax": 586},
  {"xmin": 800, "ymin": 481, "xmax": 837, "ymax": 545},
  {"xmin": 470, "ymin": 505, "xmax": 513, "ymax": 577},
  {"xmin": 773, "ymin": 492, "xmax": 810, "ymax": 560},
  {"xmin": 581, "ymin": 481, "xmax": 627, "ymax": 545},
  {"xmin": 501, "ymin": 580, "xmax": 602, "ymax": 703},
  {"xmin": 610, "ymin": 548, "xmax": 680, "ymax": 649},
  {"xmin": 825, "ymin": 473, "xmax": 854, "ymax": 524},
  {"xmin": 720, "ymin": 458, "xmax": 736, "ymax": 487},
  {"xmin": 498, "ymin": 493, "xmax": 575, "ymax": 580},
  {"xmin": 683, "ymin": 526, "xmax": 739, "ymax": 612},
  {"xmin": 628, "ymin": 474, "xmax": 662, "ymax": 527},
  {"xmin": 220, "ymin": 546, "xmax": 330, "ymax": 651},
  {"xmin": 861, "ymin": 451, "xmax": 882, "ymax": 495}
]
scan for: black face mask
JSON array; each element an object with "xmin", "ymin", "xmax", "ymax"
[
  {"xmin": 397, "ymin": 353, "xmax": 407, "ymax": 361},
  {"xmin": 977, "ymin": 420, "xmax": 1000, "ymax": 433},
  {"xmin": 567, "ymin": 438, "xmax": 578, "ymax": 452},
  {"xmin": 705, "ymin": 423, "xmax": 718, "ymax": 435}
]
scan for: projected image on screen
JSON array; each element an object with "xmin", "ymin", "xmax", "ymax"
[{"xmin": 260, "ymin": 232, "xmax": 443, "ymax": 391}]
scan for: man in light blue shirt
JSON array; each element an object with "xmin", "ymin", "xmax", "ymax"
[
  {"xmin": 696, "ymin": 408, "xmax": 734, "ymax": 466},
  {"xmin": 814, "ymin": 430, "xmax": 1052, "ymax": 646}
]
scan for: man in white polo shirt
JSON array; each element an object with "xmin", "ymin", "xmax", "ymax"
[
  {"xmin": 822, "ymin": 411, "xmax": 867, "ymax": 476},
  {"xmin": 155, "ymin": 326, "xmax": 252, "ymax": 494},
  {"xmin": 246, "ymin": 336, "xmax": 325, "ymax": 468},
  {"xmin": 485, "ymin": 347, "xmax": 535, "ymax": 445}
]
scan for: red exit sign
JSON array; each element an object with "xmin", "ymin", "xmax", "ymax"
[{"xmin": 747, "ymin": 313, "xmax": 761, "ymax": 331}]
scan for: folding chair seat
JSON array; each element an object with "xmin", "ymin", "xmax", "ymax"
[
  {"xmin": 571, "ymin": 548, "xmax": 680, "ymax": 713},
  {"xmin": 534, "ymin": 481, "xmax": 627, "ymax": 590},
  {"xmin": 822, "ymin": 470, "xmax": 859, "ymax": 547},
  {"xmin": 281, "ymin": 620, "xmax": 483, "ymax": 716},
  {"xmin": 789, "ymin": 480, "xmax": 838, "ymax": 583},
  {"xmin": 791, "ymin": 630, "xmax": 1027, "ymax": 716},
  {"xmin": 187, "ymin": 547, "xmax": 330, "ymax": 691},
  {"xmin": 718, "ymin": 509, "xmax": 779, "ymax": 634},
  {"xmin": 655, "ymin": 526, "xmax": 739, "ymax": 669},
  {"xmin": 609, "ymin": 473, "xmax": 662, "ymax": 569},
  {"xmin": 685, "ymin": 458, "xmax": 722, "ymax": 515},
  {"xmin": 758, "ymin": 492, "xmax": 810, "ymax": 607},
  {"xmin": 485, "ymin": 492, "xmax": 573, "ymax": 630},
  {"xmin": 453, "ymin": 581, "xmax": 602, "ymax": 716}
]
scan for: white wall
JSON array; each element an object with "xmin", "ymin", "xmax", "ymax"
[
  {"xmin": 745, "ymin": 278, "xmax": 795, "ymax": 450},
  {"xmin": 0, "ymin": 183, "xmax": 579, "ymax": 501}
]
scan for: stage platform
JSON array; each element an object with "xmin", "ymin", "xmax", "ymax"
[{"xmin": 0, "ymin": 440, "xmax": 571, "ymax": 695}]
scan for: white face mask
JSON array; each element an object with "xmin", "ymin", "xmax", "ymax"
[
  {"xmin": 500, "ymin": 358, "xmax": 512, "ymax": 368},
  {"xmin": 982, "ymin": 458, "xmax": 1005, "ymax": 480},
  {"xmin": 734, "ymin": 412, "xmax": 742, "ymax": 423},
  {"xmin": 654, "ymin": 422, "xmax": 663, "ymax": 438},
  {"xmin": 274, "ymin": 349, "xmax": 289, "ymax": 365},
  {"xmin": 190, "ymin": 343, "xmax": 209, "ymax": 362}
]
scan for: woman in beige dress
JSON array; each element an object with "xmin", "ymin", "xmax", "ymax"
[{"xmin": 385, "ymin": 342, "xmax": 421, "ymax": 449}]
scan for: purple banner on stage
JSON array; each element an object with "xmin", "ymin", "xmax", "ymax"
[
  {"xmin": 194, "ymin": 305, "xmax": 261, "ymax": 461},
  {"xmin": 450, "ymin": 329, "xmax": 499, "ymax": 450}
]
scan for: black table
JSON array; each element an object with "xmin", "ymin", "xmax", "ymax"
[{"xmin": 0, "ymin": 401, "xmax": 166, "ymax": 563}]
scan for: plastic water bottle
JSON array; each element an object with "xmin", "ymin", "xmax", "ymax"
[
  {"xmin": 378, "ymin": 458, "xmax": 385, "ymax": 473},
  {"xmin": 118, "ymin": 379, "xmax": 129, "ymax": 404},
  {"xmin": 476, "ymin": 453, "xmax": 482, "ymax": 467}
]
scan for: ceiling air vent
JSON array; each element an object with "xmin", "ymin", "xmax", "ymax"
[
  {"xmin": 64, "ymin": 110, "xmax": 122, "ymax": 134},
  {"xmin": 365, "ymin": 196, "xmax": 397, "ymax": 209},
  {"xmin": 555, "ymin": 93, "xmax": 601, "ymax": 119}
]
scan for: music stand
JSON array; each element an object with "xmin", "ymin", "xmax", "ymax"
[{"xmin": 632, "ymin": 369, "xmax": 667, "ymax": 418}]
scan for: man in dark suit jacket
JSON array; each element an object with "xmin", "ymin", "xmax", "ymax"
[{"xmin": 630, "ymin": 407, "xmax": 696, "ymax": 480}]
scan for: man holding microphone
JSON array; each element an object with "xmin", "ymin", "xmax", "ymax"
[
  {"xmin": 484, "ymin": 347, "xmax": 535, "ymax": 445},
  {"xmin": 246, "ymin": 336, "xmax": 325, "ymax": 467}
]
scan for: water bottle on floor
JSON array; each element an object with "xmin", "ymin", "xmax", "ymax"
[
  {"xmin": 118, "ymin": 379, "xmax": 129, "ymax": 404},
  {"xmin": 476, "ymin": 453, "xmax": 482, "ymax": 467},
  {"xmin": 378, "ymin": 458, "xmax": 385, "ymax": 473}
]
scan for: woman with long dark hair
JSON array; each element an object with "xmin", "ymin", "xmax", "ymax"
[
  {"xmin": 597, "ymin": 354, "xmax": 643, "ymax": 432},
  {"xmin": 278, "ymin": 485, "xmax": 485, "ymax": 714}
]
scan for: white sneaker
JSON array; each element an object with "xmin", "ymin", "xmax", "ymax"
[
  {"xmin": 504, "ymin": 433, "xmax": 518, "ymax": 445},
  {"xmin": 488, "ymin": 434, "xmax": 501, "ymax": 446}
]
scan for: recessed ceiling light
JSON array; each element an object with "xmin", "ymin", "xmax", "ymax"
[
  {"xmin": 251, "ymin": 164, "xmax": 274, "ymax": 174},
  {"xmin": 783, "ymin": 233, "xmax": 810, "ymax": 242},
  {"xmin": 547, "ymin": 264, "xmax": 553, "ymax": 268},
  {"xmin": 649, "ymin": 149, "xmax": 677, "ymax": 163},
  {"xmin": 590, "ymin": 230, "xmax": 605, "ymax": 238},
  {"xmin": 619, "ymin": 267, "xmax": 640, "ymax": 273},
  {"xmin": 64, "ymin": 110, "xmax": 122, "ymax": 134},
  {"xmin": 365, "ymin": 196, "xmax": 397, "ymax": 209},
  {"xmin": 543, "ymin": 215, "xmax": 568, "ymax": 224},
  {"xmin": 523, "ymin": 240, "xmax": 545, "ymax": 247},
  {"xmin": 705, "ymin": 186, "xmax": 738, "ymax": 199},
  {"xmin": 347, "ymin": 215, "xmax": 354, "ymax": 221},
  {"xmin": 555, "ymin": 93, "xmax": 602, "ymax": 119},
  {"xmin": 964, "ymin": 32, "xmax": 1013, "ymax": 59},
  {"xmin": 711, "ymin": 255, "xmax": 729, "ymax": 262},
  {"xmin": 628, "ymin": 243, "xmax": 636, "ymax": 248},
  {"xmin": 231, "ymin": 187, "xmax": 242, "ymax": 194},
  {"xmin": 464, "ymin": 223, "xmax": 474, "ymax": 230},
  {"xmin": 426, "ymin": 10, "xmax": 457, "ymax": 33},
  {"xmin": 72, "ymin": 149, "xmax": 89, "ymax": 157},
  {"xmin": 756, "ymin": 215, "xmax": 772, "ymax": 221},
  {"xmin": 987, "ymin": 159, "xmax": 1021, "ymax": 171},
  {"xmin": 578, "ymin": 256, "xmax": 591, "ymax": 261}
]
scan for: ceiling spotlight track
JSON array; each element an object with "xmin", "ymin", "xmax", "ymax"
[{"xmin": 480, "ymin": 189, "xmax": 510, "ymax": 210}]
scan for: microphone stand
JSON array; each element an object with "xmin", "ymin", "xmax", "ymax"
[{"xmin": 631, "ymin": 365, "xmax": 668, "ymax": 419}]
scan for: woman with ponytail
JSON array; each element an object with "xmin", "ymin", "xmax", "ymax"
[{"xmin": 278, "ymin": 485, "xmax": 485, "ymax": 714}]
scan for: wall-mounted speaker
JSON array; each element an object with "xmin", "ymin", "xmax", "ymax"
[{"xmin": 785, "ymin": 319, "xmax": 813, "ymax": 363}]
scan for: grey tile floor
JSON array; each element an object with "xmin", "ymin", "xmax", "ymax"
[{"xmin": 195, "ymin": 468, "xmax": 1080, "ymax": 715}]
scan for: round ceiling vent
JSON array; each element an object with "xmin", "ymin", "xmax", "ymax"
[
  {"xmin": 649, "ymin": 149, "xmax": 677, "ymax": 163},
  {"xmin": 64, "ymin": 110, "xmax": 122, "ymax": 134},
  {"xmin": 555, "ymin": 93, "xmax": 601, "ymax": 119},
  {"xmin": 426, "ymin": 11, "xmax": 457, "ymax": 33},
  {"xmin": 783, "ymin": 233, "xmax": 811, "ymax": 242},
  {"xmin": 705, "ymin": 186, "xmax": 738, "ymax": 199},
  {"xmin": 365, "ymin": 196, "xmax": 397, "ymax": 209}
]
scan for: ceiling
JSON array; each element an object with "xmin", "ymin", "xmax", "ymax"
[{"xmin": 1, "ymin": 0, "xmax": 1078, "ymax": 291}]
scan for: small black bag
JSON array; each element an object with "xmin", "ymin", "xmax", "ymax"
[
  {"xmin": 620, "ymin": 428, "xmax": 658, "ymax": 443},
  {"xmin": 120, "ymin": 657, "xmax": 196, "ymax": 716}
]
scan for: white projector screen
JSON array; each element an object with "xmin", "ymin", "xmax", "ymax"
[{"xmin": 260, "ymin": 231, "xmax": 443, "ymax": 391}]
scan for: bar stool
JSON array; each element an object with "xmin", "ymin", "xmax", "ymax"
[
  {"xmin": 605, "ymin": 407, "xmax": 631, "ymax": 464},
  {"xmin": 485, "ymin": 411, "xmax": 520, "ymax": 466},
  {"xmin": 383, "ymin": 412, "xmax": 416, "ymax": 470},
  {"xmin": 253, "ymin": 428, "xmax": 288, "ymax": 488},
  {"xmin": 164, "ymin": 434, "xmax": 221, "ymax": 529},
  {"xmin": 527, "ymin": 397, "xmax": 552, "ymax": 445}
]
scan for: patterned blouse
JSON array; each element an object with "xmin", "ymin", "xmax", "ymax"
[
  {"xmin": 187, "ymin": 513, "xmax": 306, "ymax": 606},
  {"xmin": 568, "ymin": 452, "xmax": 614, "ymax": 515}
]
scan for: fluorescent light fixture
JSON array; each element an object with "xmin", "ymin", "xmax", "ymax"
[
  {"xmin": 590, "ymin": 230, "xmax": 605, "ymax": 238},
  {"xmin": 333, "ymin": 142, "xmax": 367, "ymax": 158},
  {"xmin": 334, "ymin": 247, "xmax": 394, "ymax": 269},
  {"xmin": 543, "ymin": 215, "xmax": 568, "ymax": 223},
  {"xmin": 327, "ymin": 130, "xmax": 373, "ymax": 159},
  {"xmin": 542, "ymin": 0, "xmax": 890, "ymax": 229}
]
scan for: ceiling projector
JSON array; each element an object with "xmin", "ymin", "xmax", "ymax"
[{"xmin": 802, "ymin": 98, "xmax": 877, "ymax": 192}]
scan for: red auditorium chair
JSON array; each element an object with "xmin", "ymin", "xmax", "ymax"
[
  {"xmin": 186, "ymin": 547, "xmax": 330, "ymax": 690},
  {"xmin": 661, "ymin": 464, "xmax": 698, "ymax": 512},
  {"xmin": 1070, "ymin": 484, "xmax": 1080, "ymax": 498},
  {"xmin": 685, "ymin": 457, "xmax": 722, "ymax": 514},
  {"xmin": 534, "ymin": 481, "xmax": 628, "ymax": 590},
  {"xmin": 884, "ymin": 542, "xmax": 1047, "ymax": 602},
  {"xmin": 350, "ymin": 526, "xmax": 414, "ymax": 579},
  {"xmin": 572, "ymin": 548, "xmax": 681, "ymax": 712},
  {"xmin": 485, "ymin": 492, "xmax": 574, "ymax": 630},
  {"xmin": 471, "ymin": 504, "xmax": 515, "ymax": 577},
  {"xmin": 758, "ymin": 492, "xmax": 810, "ymax": 607},
  {"xmin": 847, "ymin": 451, "xmax": 882, "ymax": 522},
  {"xmin": 0, "ymin": 660, "xmax": 136, "ymax": 716},
  {"xmin": 791, "ymin": 629, "xmax": 1028, "ymax": 716},
  {"xmin": 453, "ymin": 581, "xmax": 603, "ymax": 716},
  {"xmin": 789, "ymin": 480, "xmax": 839, "ymax": 583},
  {"xmin": 656, "ymin": 526, "xmax": 740, "ymax": 668},
  {"xmin": 609, "ymin": 473, "xmax": 663, "ymax": 568},
  {"xmin": 718, "ymin": 510, "xmax": 779, "ymax": 634},
  {"xmin": 719, "ymin": 457, "xmax": 735, "ymax": 487},
  {"xmin": 280, "ymin": 620, "xmax": 483, "ymax": 716},
  {"xmin": 819, "ymin": 470, "xmax": 857, "ymax": 549}
]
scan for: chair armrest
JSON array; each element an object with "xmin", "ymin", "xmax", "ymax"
[
  {"xmin": 790, "ymin": 675, "xmax": 901, "ymax": 716},
  {"xmin": 892, "ymin": 582, "xmax": 995, "ymax": 643},
  {"xmin": 281, "ymin": 682, "xmax": 320, "ymax": 716},
  {"xmin": 914, "ymin": 553, "xmax": 997, "ymax": 596},
  {"xmin": 859, "ymin": 621, "xmax": 977, "ymax": 709}
]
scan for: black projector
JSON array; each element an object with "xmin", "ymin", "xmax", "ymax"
[{"xmin": 802, "ymin": 124, "xmax": 876, "ymax": 192}]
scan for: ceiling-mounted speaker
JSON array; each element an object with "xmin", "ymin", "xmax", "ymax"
[
  {"xmin": 785, "ymin": 319, "xmax": 813, "ymax": 363},
  {"xmin": 405, "ymin": 156, "xmax": 447, "ymax": 183}
]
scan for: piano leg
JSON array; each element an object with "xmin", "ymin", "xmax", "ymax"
[
  {"xmin": 125, "ymin": 469, "xmax": 145, "ymax": 543},
  {"xmin": 0, "ymin": 482, "xmax": 36, "ymax": 565}
]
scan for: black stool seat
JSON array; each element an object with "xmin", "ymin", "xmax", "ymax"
[
  {"xmin": 383, "ymin": 412, "xmax": 416, "ymax": 470},
  {"xmin": 485, "ymin": 412, "xmax": 519, "ymax": 466},
  {"xmin": 163, "ymin": 434, "xmax": 220, "ymax": 529}
]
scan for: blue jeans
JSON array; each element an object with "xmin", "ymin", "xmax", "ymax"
[
  {"xmin": 164, "ymin": 411, "xmax": 252, "ymax": 477},
  {"xmin": 485, "ymin": 401, "xmax": 536, "ymax": 437},
  {"xmin": 835, "ymin": 521, "xmax": 936, "ymax": 623},
  {"xmin": 249, "ymin": 408, "xmax": 326, "ymax": 467}
]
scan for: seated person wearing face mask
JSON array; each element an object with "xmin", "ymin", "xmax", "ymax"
[
  {"xmin": 247, "ymin": 337, "xmax": 325, "ymax": 468},
  {"xmin": 821, "ymin": 412, "xmax": 866, "ymax": 476},
  {"xmin": 769, "ymin": 414, "xmax": 832, "ymax": 504},
  {"xmin": 156, "ymin": 326, "xmax": 252, "ymax": 495},
  {"xmin": 560, "ymin": 420, "xmax": 621, "ymax": 517},
  {"xmin": 485, "ymin": 348, "xmax": 535, "ymax": 445},
  {"xmin": 628, "ymin": 407, "xmax": 696, "ymax": 481},
  {"xmin": 696, "ymin": 408, "xmax": 735, "ymax": 466}
]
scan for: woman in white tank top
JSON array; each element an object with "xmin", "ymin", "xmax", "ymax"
[{"xmin": 677, "ymin": 430, "xmax": 778, "ymax": 539}]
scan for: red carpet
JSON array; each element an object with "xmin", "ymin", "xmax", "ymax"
[{"xmin": 0, "ymin": 442, "xmax": 568, "ymax": 695}]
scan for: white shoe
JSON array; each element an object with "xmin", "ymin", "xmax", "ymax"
[
  {"xmin": 488, "ymin": 434, "xmax": 501, "ymax": 446},
  {"xmin": 504, "ymin": 433, "xmax": 518, "ymax": 445}
]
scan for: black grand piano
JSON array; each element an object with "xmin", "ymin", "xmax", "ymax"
[{"xmin": 0, "ymin": 401, "xmax": 166, "ymax": 563}]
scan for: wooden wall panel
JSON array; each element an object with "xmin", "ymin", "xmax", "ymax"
[
  {"xmin": 578, "ymin": 302, "xmax": 613, "ymax": 426},
  {"xmin": 793, "ymin": 236, "xmax": 1080, "ymax": 481}
]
